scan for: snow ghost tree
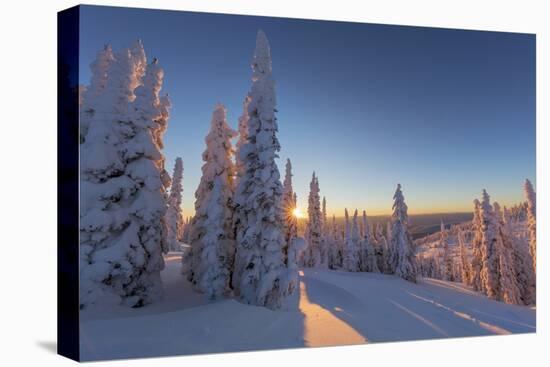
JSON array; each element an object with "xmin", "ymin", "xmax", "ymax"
[
  {"xmin": 282, "ymin": 159, "xmax": 298, "ymax": 265},
  {"xmin": 494, "ymin": 202, "xmax": 522, "ymax": 304},
  {"xmin": 440, "ymin": 220, "xmax": 453, "ymax": 281},
  {"xmin": 328, "ymin": 215, "xmax": 343, "ymax": 269},
  {"xmin": 479, "ymin": 190, "xmax": 501, "ymax": 300},
  {"xmin": 470, "ymin": 199, "xmax": 484, "ymax": 291},
  {"xmin": 389, "ymin": 184, "xmax": 417, "ymax": 282},
  {"xmin": 362, "ymin": 211, "xmax": 379, "ymax": 272},
  {"xmin": 80, "ymin": 48, "xmax": 170, "ymax": 308},
  {"xmin": 304, "ymin": 173, "xmax": 323, "ymax": 267},
  {"xmin": 524, "ymin": 179, "xmax": 536, "ymax": 273},
  {"xmin": 165, "ymin": 157, "xmax": 184, "ymax": 251},
  {"xmin": 186, "ymin": 104, "xmax": 237, "ymax": 299},
  {"xmin": 232, "ymin": 30, "xmax": 296, "ymax": 309},
  {"xmin": 235, "ymin": 95, "xmax": 251, "ymax": 175},
  {"xmin": 458, "ymin": 230, "xmax": 470, "ymax": 285},
  {"xmin": 80, "ymin": 45, "xmax": 115, "ymax": 143},
  {"xmin": 343, "ymin": 210, "xmax": 361, "ymax": 271}
]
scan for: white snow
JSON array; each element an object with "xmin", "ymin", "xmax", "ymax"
[{"xmin": 80, "ymin": 253, "xmax": 535, "ymax": 361}]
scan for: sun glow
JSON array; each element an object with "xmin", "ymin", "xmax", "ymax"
[{"xmin": 293, "ymin": 207, "xmax": 305, "ymax": 219}]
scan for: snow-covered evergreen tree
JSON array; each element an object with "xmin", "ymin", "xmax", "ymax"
[
  {"xmin": 524, "ymin": 179, "xmax": 536, "ymax": 273},
  {"xmin": 80, "ymin": 45, "xmax": 115, "ymax": 143},
  {"xmin": 282, "ymin": 159, "xmax": 298, "ymax": 265},
  {"xmin": 328, "ymin": 215, "xmax": 343, "ymax": 269},
  {"xmin": 235, "ymin": 95, "xmax": 251, "ymax": 175},
  {"xmin": 321, "ymin": 196, "xmax": 329, "ymax": 266},
  {"xmin": 375, "ymin": 222, "xmax": 390, "ymax": 273},
  {"xmin": 389, "ymin": 184, "xmax": 417, "ymax": 282},
  {"xmin": 186, "ymin": 104, "xmax": 237, "ymax": 299},
  {"xmin": 361, "ymin": 211, "xmax": 379, "ymax": 273},
  {"xmin": 165, "ymin": 157, "xmax": 184, "ymax": 251},
  {"xmin": 343, "ymin": 210, "xmax": 361, "ymax": 271},
  {"xmin": 458, "ymin": 230, "xmax": 470, "ymax": 285},
  {"xmin": 470, "ymin": 199, "xmax": 484, "ymax": 291},
  {"xmin": 232, "ymin": 30, "xmax": 296, "ymax": 309},
  {"xmin": 304, "ymin": 173, "xmax": 323, "ymax": 267},
  {"xmin": 494, "ymin": 202, "xmax": 522, "ymax": 304},
  {"xmin": 80, "ymin": 50, "xmax": 169, "ymax": 308},
  {"xmin": 440, "ymin": 220, "xmax": 453, "ymax": 281},
  {"xmin": 479, "ymin": 190, "xmax": 500, "ymax": 300}
]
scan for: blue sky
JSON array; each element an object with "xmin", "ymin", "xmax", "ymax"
[{"xmin": 79, "ymin": 5, "xmax": 535, "ymax": 216}]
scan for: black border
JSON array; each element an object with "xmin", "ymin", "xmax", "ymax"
[{"xmin": 57, "ymin": 5, "xmax": 80, "ymax": 362}]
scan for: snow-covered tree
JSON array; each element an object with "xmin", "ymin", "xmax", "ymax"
[
  {"xmin": 186, "ymin": 104, "xmax": 237, "ymax": 298},
  {"xmin": 479, "ymin": 190, "xmax": 500, "ymax": 300},
  {"xmin": 80, "ymin": 50, "xmax": 169, "ymax": 308},
  {"xmin": 321, "ymin": 196, "xmax": 329, "ymax": 266},
  {"xmin": 343, "ymin": 209, "xmax": 361, "ymax": 271},
  {"xmin": 232, "ymin": 30, "xmax": 295, "ymax": 309},
  {"xmin": 458, "ymin": 230, "xmax": 470, "ymax": 285},
  {"xmin": 282, "ymin": 159, "xmax": 298, "ymax": 265},
  {"xmin": 361, "ymin": 211, "xmax": 379, "ymax": 272},
  {"xmin": 304, "ymin": 173, "xmax": 323, "ymax": 267},
  {"xmin": 389, "ymin": 184, "xmax": 417, "ymax": 282},
  {"xmin": 165, "ymin": 157, "xmax": 184, "ymax": 251},
  {"xmin": 375, "ymin": 222, "xmax": 390, "ymax": 273},
  {"xmin": 327, "ymin": 215, "xmax": 340, "ymax": 269},
  {"xmin": 524, "ymin": 179, "xmax": 536, "ymax": 273},
  {"xmin": 80, "ymin": 45, "xmax": 115, "ymax": 143},
  {"xmin": 494, "ymin": 202, "xmax": 522, "ymax": 304},
  {"xmin": 235, "ymin": 95, "xmax": 251, "ymax": 175},
  {"xmin": 186, "ymin": 104, "xmax": 237, "ymax": 299},
  {"xmin": 470, "ymin": 199, "xmax": 483, "ymax": 291},
  {"xmin": 440, "ymin": 220, "xmax": 453, "ymax": 281}
]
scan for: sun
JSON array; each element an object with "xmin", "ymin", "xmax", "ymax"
[{"xmin": 292, "ymin": 207, "xmax": 305, "ymax": 219}]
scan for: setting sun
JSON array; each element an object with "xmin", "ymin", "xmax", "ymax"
[{"xmin": 292, "ymin": 207, "xmax": 305, "ymax": 219}]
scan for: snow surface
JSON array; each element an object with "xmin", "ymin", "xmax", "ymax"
[{"xmin": 80, "ymin": 253, "xmax": 535, "ymax": 361}]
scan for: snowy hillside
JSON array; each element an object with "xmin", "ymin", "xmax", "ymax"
[{"xmin": 80, "ymin": 253, "xmax": 535, "ymax": 361}]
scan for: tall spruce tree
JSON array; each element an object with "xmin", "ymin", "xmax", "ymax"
[
  {"xmin": 232, "ymin": 30, "xmax": 296, "ymax": 309},
  {"xmin": 186, "ymin": 104, "xmax": 237, "ymax": 299},
  {"xmin": 389, "ymin": 184, "xmax": 417, "ymax": 282},
  {"xmin": 80, "ymin": 49, "xmax": 169, "ymax": 308},
  {"xmin": 524, "ymin": 179, "xmax": 536, "ymax": 273},
  {"xmin": 282, "ymin": 159, "xmax": 298, "ymax": 264},
  {"xmin": 494, "ymin": 202, "xmax": 522, "ymax": 304},
  {"xmin": 479, "ymin": 190, "xmax": 500, "ymax": 300},
  {"xmin": 165, "ymin": 157, "xmax": 184, "ymax": 251},
  {"xmin": 304, "ymin": 173, "xmax": 323, "ymax": 267}
]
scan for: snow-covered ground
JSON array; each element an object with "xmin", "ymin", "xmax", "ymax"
[{"xmin": 80, "ymin": 253, "xmax": 535, "ymax": 361}]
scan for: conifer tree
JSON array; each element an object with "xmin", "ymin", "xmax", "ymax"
[
  {"xmin": 342, "ymin": 208, "xmax": 358, "ymax": 271},
  {"xmin": 440, "ymin": 220, "xmax": 453, "ymax": 281},
  {"xmin": 470, "ymin": 199, "xmax": 484, "ymax": 291},
  {"xmin": 80, "ymin": 50, "xmax": 169, "ymax": 308},
  {"xmin": 362, "ymin": 211, "xmax": 379, "ymax": 272},
  {"xmin": 494, "ymin": 202, "xmax": 522, "ymax": 304},
  {"xmin": 233, "ymin": 30, "xmax": 295, "ymax": 309},
  {"xmin": 165, "ymin": 157, "xmax": 184, "ymax": 251},
  {"xmin": 458, "ymin": 230, "xmax": 470, "ymax": 285},
  {"xmin": 282, "ymin": 159, "xmax": 298, "ymax": 264},
  {"xmin": 479, "ymin": 190, "xmax": 500, "ymax": 300},
  {"xmin": 304, "ymin": 173, "xmax": 323, "ymax": 267},
  {"xmin": 80, "ymin": 45, "xmax": 115, "ymax": 143},
  {"xmin": 524, "ymin": 179, "xmax": 536, "ymax": 273},
  {"xmin": 389, "ymin": 184, "xmax": 417, "ymax": 282},
  {"xmin": 186, "ymin": 104, "xmax": 237, "ymax": 299}
]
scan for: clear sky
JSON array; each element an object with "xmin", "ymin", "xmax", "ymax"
[{"xmin": 79, "ymin": 5, "xmax": 536, "ymax": 216}]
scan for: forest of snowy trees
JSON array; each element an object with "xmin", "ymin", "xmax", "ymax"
[
  {"xmin": 79, "ymin": 31, "xmax": 536, "ymax": 312},
  {"xmin": 416, "ymin": 181, "xmax": 537, "ymax": 305}
]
